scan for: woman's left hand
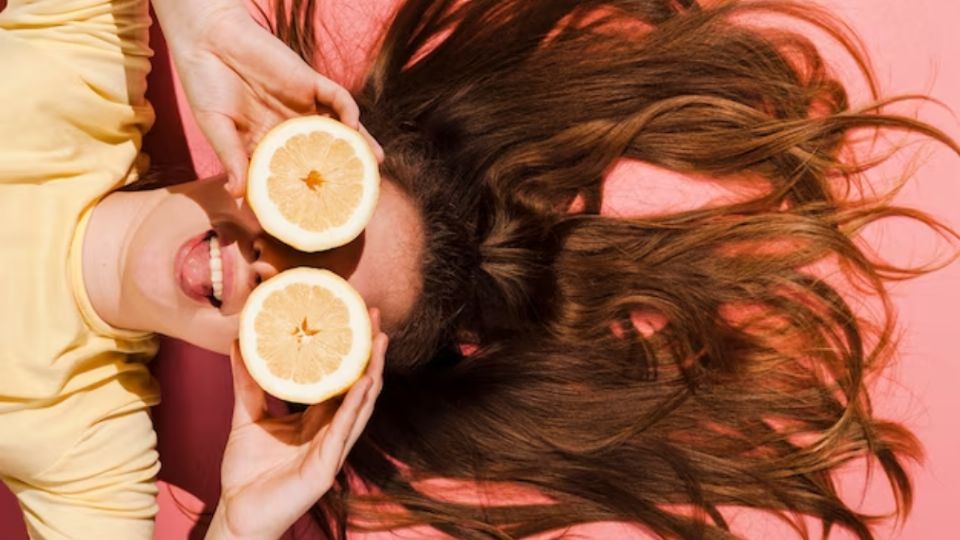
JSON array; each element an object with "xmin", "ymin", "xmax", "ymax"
[
  {"xmin": 152, "ymin": 0, "xmax": 384, "ymax": 198},
  {"xmin": 206, "ymin": 310, "xmax": 388, "ymax": 540}
]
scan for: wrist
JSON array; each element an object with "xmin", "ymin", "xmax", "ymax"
[
  {"xmin": 206, "ymin": 499, "xmax": 248, "ymax": 540},
  {"xmin": 152, "ymin": 0, "xmax": 247, "ymax": 50},
  {"xmin": 206, "ymin": 496, "xmax": 286, "ymax": 540}
]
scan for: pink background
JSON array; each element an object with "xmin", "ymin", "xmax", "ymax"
[{"xmin": 1, "ymin": 1, "xmax": 957, "ymax": 538}]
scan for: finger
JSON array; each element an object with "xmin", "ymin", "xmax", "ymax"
[
  {"xmin": 199, "ymin": 113, "xmax": 249, "ymax": 198},
  {"xmin": 363, "ymin": 307, "xmax": 385, "ymax": 396},
  {"xmin": 315, "ymin": 76, "xmax": 360, "ymax": 128},
  {"xmin": 339, "ymin": 332, "xmax": 387, "ymax": 469},
  {"xmin": 369, "ymin": 307, "xmax": 381, "ymax": 339},
  {"xmin": 368, "ymin": 334, "xmax": 387, "ymax": 395},
  {"xmin": 229, "ymin": 341, "xmax": 267, "ymax": 428},
  {"xmin": 238, "ymin": 99, "xmax": 288, "ymax": 153},
  {"xmin": 367, "ymin": 308, "xmax": 385, "ymax": 395},
  {"xmin": 301, "ymin": 309, "xmax": 383, "ymax": 439},
  {"xmin": 358, "ymin": 123, "xmax": 385, "ymax": 163},
  {"xmin": 303, "ymin": 376, "xmax": 372, "ymax": 491}
]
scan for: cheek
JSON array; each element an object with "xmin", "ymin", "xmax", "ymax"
[
  {"xmin": 347, "ymin": 272, "xmax": 379, "ymax": 311},
  {"xmin": 122, "ymin": 228, "xmax": 177, "ymax": 308}
]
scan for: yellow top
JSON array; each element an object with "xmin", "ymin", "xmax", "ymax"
[{"xmin": 0, "ymin": 0, "xmax": 161, "ymax": 538}]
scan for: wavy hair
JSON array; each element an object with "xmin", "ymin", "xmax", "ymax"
[{"xmin": 271, "ymin": 1, "xmax": 959, "ymax": 538}]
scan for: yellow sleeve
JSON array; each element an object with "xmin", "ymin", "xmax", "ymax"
[
  {"xmin": 0, "ymin": 0, "xmax": 153, "ymax": 187},
  {"xmin": 4, "ymin": 400, "xmax": 159, "ymax": 540},
  {"xmin": 0, "ymin": 2, "xmax": 159, "ymax": 539},
  {"xmin": 0, "ymin": 0, "xmax": 152, "ymax": 105}
]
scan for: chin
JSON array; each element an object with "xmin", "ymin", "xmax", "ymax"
[
  {"xmin": 173, "ymin": 331, "xmax": 234, "ymax": 356},
  {"xmin": 165, "ymin": 313, "xmax": 238, "ymax": 356},
  {"xmin": 154, "ymin": 288, "xmax": 241, "ymax": 353}
]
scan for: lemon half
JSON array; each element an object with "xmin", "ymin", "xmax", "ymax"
[
  {"xmin": 247, "ymin": 116, "xmax": 381, "ymax": 252},
  {"xmin": 239, "ymin": 268, "xmax": 371, "ymax": 404}
]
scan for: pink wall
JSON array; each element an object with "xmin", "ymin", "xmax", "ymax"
[
  {"xmin": 828, "ymin": 2, "xmax": 960, "ymax": 538},
  {"xmin": 1, "ymin": 1, "xmax": 957, "ymax": 538}
]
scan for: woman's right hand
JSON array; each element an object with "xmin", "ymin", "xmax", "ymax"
[
  {"xmin": 151, "ymin": 0, "xmax": 383, "ymax": 198},
  {"xmin": 205, "ymin": 310, "xmax": 387, "ymax": 540}
]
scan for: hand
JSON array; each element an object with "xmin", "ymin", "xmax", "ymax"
[
  {"xmin": 153, "ymin": 0, "xmax": 384, "ymax": 197},
  {"xmin": 206, "ymin": 309, "xmax": 388, "ymax": 540}
]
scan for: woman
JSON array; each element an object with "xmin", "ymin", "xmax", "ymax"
[
  {"xmin": 147, "ymin": 1, "xmax": 959, "ymax": 539},
  {"xmin": 3, "ymin": 1, "xmax": 956, "ymax": 540}
]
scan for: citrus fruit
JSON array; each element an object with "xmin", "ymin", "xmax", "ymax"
[
  {"xmin": 238, "ymin": 267, "xmax": 372, "ymax": 404},
  {"xmin": 247, "ymin": 115, "xmax": 380, "ymax": 252}
]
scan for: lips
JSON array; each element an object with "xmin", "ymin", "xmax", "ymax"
[{"xmin": 175, "ymin": 230, "xmax": 215, "ymax": 304}]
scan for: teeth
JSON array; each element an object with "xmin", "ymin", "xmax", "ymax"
[{"xmin": 209, "ymin": 235, "xmax": 224, "ymax": 302}]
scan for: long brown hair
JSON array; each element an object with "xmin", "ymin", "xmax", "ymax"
[{"xmin": 273, "ymin": 1, "xmax": 959, "ymax": 538}]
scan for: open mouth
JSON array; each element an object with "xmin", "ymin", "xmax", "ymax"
[{"xmin": 175, "ymin": 229, "xmax": 227, "ymax": 309}]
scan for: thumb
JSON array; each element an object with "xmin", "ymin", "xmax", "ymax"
[
  {"xmin": 198, "ymin": 113, "xmax": 249, "ymax": 198},
  {"xmin": 229, "ymin": 341, "xmax": 267, "ymax": 428},
  {"xmin": 222, "ymin": 153, "xmax": 249, "ymax": 200},
  {"xmin": 314, "ymin": 76, "xmax": 359, "ymax": 128},
  {"xmin": 225, "ymin": 164, "xmax": 248, "ymax": 200}
]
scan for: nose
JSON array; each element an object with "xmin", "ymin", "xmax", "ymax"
[{"xmin": 249, "ymin": 235, "xmax": 316, "ymax": 283}]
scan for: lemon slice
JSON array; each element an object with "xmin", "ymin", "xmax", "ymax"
[
  {"xmin": 238, "ymin": 268, "xmax": 372, "ymax": 404},
  {"xmin": 247, "ymin": 115, "xmax": 380, "ymax": 252}
]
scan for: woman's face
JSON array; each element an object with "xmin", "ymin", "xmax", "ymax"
[{"xmin": 119, "ymin": 176, "xmax": 423, "ymax": 354}]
